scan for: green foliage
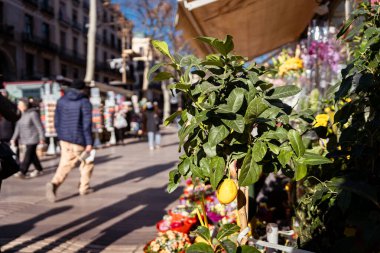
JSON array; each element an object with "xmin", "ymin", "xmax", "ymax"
[
  {"xmin": 296, "ymin": 2, "xmax": 380, "ymax": 252},
  {"xmin": 187, "ymin": 224, "xmax": 258, "ymax": 253},
  {"xmin": 151, "ymin": 35, "xmax": 331, "ymax": 195}
]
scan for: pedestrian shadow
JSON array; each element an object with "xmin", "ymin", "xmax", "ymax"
[
  {"xmin": 3, "ymin": 186, "xmax": 182, "ymax": 253},
  {"xmin": 0, "ymin": 206, "xmax": 72, "ymax": 247},
  {"xmin": 56, "ymin": 161, "xmax": 177, "ymax": 203}
]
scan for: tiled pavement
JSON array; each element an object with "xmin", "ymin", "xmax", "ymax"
[{"xmin": 0, "ymin": 126, "xmax": 182, "ymax": 252}]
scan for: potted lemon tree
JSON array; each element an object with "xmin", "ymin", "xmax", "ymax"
[{"xmin": 149, "ymin": 36, "xmax": 331, "ymax": 252}]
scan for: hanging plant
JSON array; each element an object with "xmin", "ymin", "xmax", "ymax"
[{"xmin": 149, "ymin": 35, "xmax": 331, "ymax": 252}]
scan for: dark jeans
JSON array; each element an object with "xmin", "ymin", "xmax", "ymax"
[
  {"xmin": 21, "ymin": 144, "xmax": 43, "ymax": 175},
  {"xmin": 115, "ymin": 128, "xmax": 125, "ymax": 143}
]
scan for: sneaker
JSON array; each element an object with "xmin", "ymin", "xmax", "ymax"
[
  {"xmin": 46, "ymin": 182, "xmax": 57, "ymax": 203},
  {"xmin": 155, "ymin": 145, "xmax": 161, "ymax": 149},
  {"xmin": 14, "ymin": 172, "xmax": 26, "ymax": 179},
  {"xmin": 79, "ymin": 188, "xmax": 94, "ymax": 196},
  {"xmin": 149, "ymin": 146, "xmax": 154, "ymax": 151},
  {"xmin": 30, "ymin": 170, "xmax": 43, "ymax": 178}
]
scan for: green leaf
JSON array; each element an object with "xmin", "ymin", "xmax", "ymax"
[
  {"xmin": 236, "ymin": 245, "xmax": 261, "ymax": 253},
  {"xmin": 299, "ymin": 152, "xmax": 332, "ymax": 165},
  {"xmin": 213, "ymin": 35, "xmax": 234, "ymax": 56},
  {"xmin": 209, "ymin": 125, "xmax": 229, "ymax": 146},
  {"xmin": 221, "ymin": 115, "xmax": 245, "ymax": 133},
  {"xmin": 252, "ymin": 140, "xmax": 267, "ymax": 162},
  {"xmin": 200, "ymin": 157, "xmax": 211, "ymax": 176},
  {"xmin": 288, "ymin": 129, "xmax": 305, "ymax": 157},
  {"xmin": 186, "ymin": 243, "xmax": 214, "ymax": 253},
  {"xmin": 152, "ymin": 71, "xmax": 173, "ymax": 81},
  {"xmin": 197, "ymin": 36, "xmax": 216, "ymax": 45},
  {"xmin": 221, "ymin": 239, "xmax": 237, "ymax": 253},
  {"xmin": 239, "ymin": 150, "xmax": 262, "ymax": 186},
  {"xmin": 201, "ymin": 54, "xmax": 224, "ymax": 67},
  {"xmin": 203, "ymin": 142, "xmax": 217, "ymax": 157},
  {"xmin": 266, "ymin": 85, "xmax": 301, "ymax": 99},
  {"xmin": 226, "ymin": 88, "xmax": 245, "ymax": 113},
  {"xmin": 190, "ymin": 163, "xmax": 204, "ymax": 178},
  {"xmin": 278, "ymin": 149, "xmax": 293, "ymax": 168},
  {"xmin": 295, "ymin": 161, "xmax": 307, "ymax": 181},
  {"xmin": 164, "ymin": 111, "xmax": 181, "ymax": 126},
  {"xmin": 337, "ymin": 17, "xmax": 354, "ymax": 38},
  {"xmin": 195, "ymin": 226, "xmax": 211, "ymax": 241},
  {"xmin": 147, "ymin": 63, "xmax": 165, "ymax": 81},
  {"xmin": 167, "ymin": 169, "xmax": 181, "ymax": 193},
  {"xmin": 245, "ymin": 97, "xmax": 269, "ymax": 123},
  {"xmin": 210, "ymin": 156, "xmax": 225, "ymax": 189},
  {"xmin": 178, "ymin": 157, "xmax": 191, "ymax": 176},
  {"xmin": 168, "ymin": 82, "xmax": 191, "ymax": 92},
  {"xmin": 199, "ymin": 81, "xmax": 220, "ymax": 94},
  {"xmin": 217, "ymin": 224, "xmax": 240, "ymax": 240},
  {"xmin": 259, "ymin": 107, "xmax": 281, "ymax": 119},
  {"xmin": 267, "ymin": 143, "xmax": 280, "ymax": 155},
  {"xmin": 180, "ymin": 55, "xmax": 200, "ymax": 67},
  {"xmin": 152, "ymin": 40, "xmax": 173, "ymax": 61}
]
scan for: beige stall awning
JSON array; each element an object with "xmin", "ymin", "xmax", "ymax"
[{"xmin": 177, "ymin": 0, "xmax": 318, "ymax": 58}]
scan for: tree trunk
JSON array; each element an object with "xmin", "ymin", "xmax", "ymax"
[
  {"xmin": 237, "ymin": 186, "xmax": 249, "ymax": 245},
  {"xmin": 84, "ymin": 0, "xmax": 97, "ymax": 83}
]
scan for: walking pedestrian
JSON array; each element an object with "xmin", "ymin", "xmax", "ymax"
[
  {"xmin": 144, "ymin": 101, "xmax": 161, "ymax": 150},
  {"xmin": 0, "ymin": 92, "xmax": 21, "ymax": 190},
  {"xmin": 46, "ymin": 80, "xmax": 94, "ymax": 203},
  {"xmin": 114, "ymin": 105, "xmax": 128, "ymax": 145},
  {"xmin": 0, "ymin": 91, "xmax": 16, "ymax": 144},
  {"xmin": 11, "ymin": 99, "xmax": 45, "ymax": 178}
]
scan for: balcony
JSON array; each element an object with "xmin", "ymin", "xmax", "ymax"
[
  {"xmin": 59, "ymin": 15, "xmax": 71, "ymax": 27},
  {"xmin": 0, "ymin": 24, "xmax": 14, "ymax": 38},
  {"xmin": 22, "ymin": 0, "xmax": 38, "ymax": 8},
  {"xmin": 22, "ymin": 32, "xmax": 58, "ymax": 53},
  {"xmin": 59, "ymin": 48, "xmax": 86, "ymax": 65},
  {"xmin": 72, "ymin": 21, "xmax": 82, "ymax": 32},
  {"xmin": 40, "ymin": 3, "xmax": 54, "ymax": 17}
]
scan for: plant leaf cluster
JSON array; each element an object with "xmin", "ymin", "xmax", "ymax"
[
  {"xmin": 150, "ymin": 35, "xmax": 331, "ymax": 194},
  {"xmin": 296, "ymin": 2, "xmax": 380, "ymax": 252}
]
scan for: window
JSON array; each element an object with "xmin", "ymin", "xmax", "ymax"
[
  {"xmin": 73, "ymin": 37, "xmax": 78, "ymax": 54},
  {"xmin": 83, "ymin": 42, "xmax": 87, "ymax": 54},
  {"xmin": 117, "ymin": 39, "xmax": 121, "ymax": 51},
  {"xmin": 103, "ymin": 29, "xmax": 108, "ymax": 44},
  {"xmin": 25, "ymin": 53, "xmax": 34, "ymax": 77},
  {"xmin": 61, "ymin": 64, "xmax": 67, "ymax": 76},
  {"xmin": 42, "ymin": 22, "xmax": 50, "ymax": 42},
  {"xmin": 73, "ymin": 10, "xmax": 78, "ymax": 24},
  {"xmin": 95, "ymin": 73, "xmax": 99, "ymax": 81},
  {"xmin": 60, "ymin": 31, "xmax": 66, "ymax": 49},
  {"xmin": 59, "ymin": 2, "xmax": 66, "ymax": 20},
  {"xmin": 43, "ymin": 58, "xmax": 51, "ymax": 77},
  {"xmin": 41, "ymin": 0, "xmax": 49, "ymax": 8},
  {"xmin": 111, "ymin": 54, "xmax": 115, "ymax": 59},
  {"xmin": 110, "ymin": 34, "xmax": 115, "ymax": 48},
  {"xmin": 0, "ymin": 2, "xmax": 3, "ymax": 23},
  {"xmin": 103, "ymin": 76, "xmax": 109, "ymax": 83},
  {"xmin": 24, "ymin": 14, "xmax": 34, "ymax": 37},
  {"xmin": 103, "ymin": 51, "xmax": 108, "ymax": 63},
  {"xmin": 103, "ymin": 11, "xmax": 108, "ymax": 22},
  {"xmin": 73, "ymin": 68, "xmax": 79, "ymax": 79}
]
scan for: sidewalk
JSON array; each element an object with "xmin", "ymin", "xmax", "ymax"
[{"xmin": 0, "ymin": 126, "xmax": 182, "ymax": 253}]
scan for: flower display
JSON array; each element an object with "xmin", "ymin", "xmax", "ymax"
[
  {"xmin": 278, "ymin": 57, "xmax": 304, "ymax": 76},
  {"xmin": 313, "ymin": 113, "xmax": 330, "ymax": 127},
  {"xmin": 144, "ymin": 231, "xmax": 191, "ymax": 253}
]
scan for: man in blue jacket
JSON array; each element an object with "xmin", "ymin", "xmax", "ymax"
[{"xmin": 46, "ymin": 80, "xmax": 94, "ymax": 202}]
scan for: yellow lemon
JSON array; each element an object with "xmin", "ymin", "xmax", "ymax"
[{"xmin": 217, "ymin": 179, "xmax": 238, "ymax": 204}]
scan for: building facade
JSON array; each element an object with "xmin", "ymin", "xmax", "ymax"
[{"xmin": 0, "ymin": 0, "xmax": 132, "ymax": 88}]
